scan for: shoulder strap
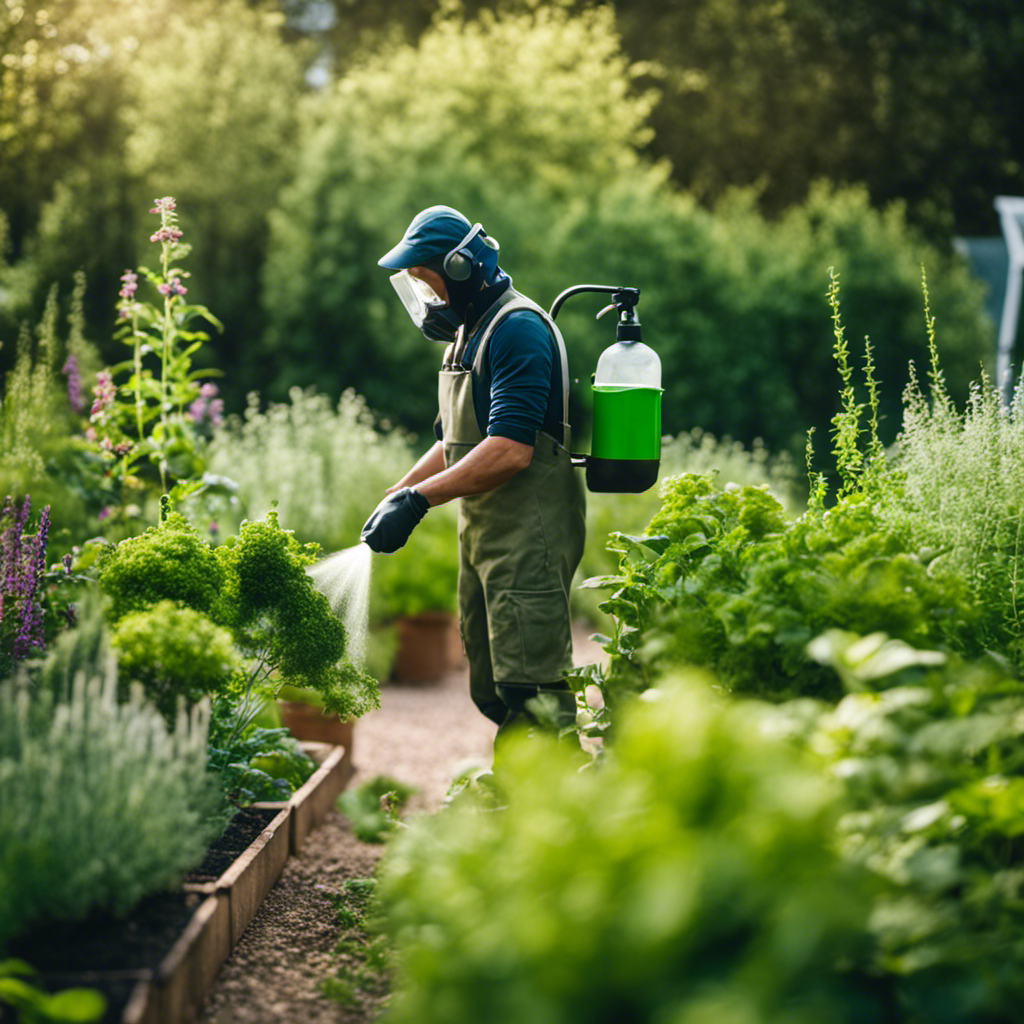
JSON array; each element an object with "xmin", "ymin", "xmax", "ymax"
[{"xmin": 472, "ymin": 296, "xmax": 571, "ymax": 448}]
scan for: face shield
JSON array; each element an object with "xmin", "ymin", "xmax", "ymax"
[{"xmin": 389, "ymin": 270, "xmax": 461, "ymax": 342}]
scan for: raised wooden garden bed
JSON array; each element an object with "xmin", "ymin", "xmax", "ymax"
[{"xmin": 10, "ymin": 741, "xmax": 352, "ymax": 1024}]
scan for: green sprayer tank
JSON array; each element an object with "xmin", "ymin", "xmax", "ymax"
[{"xmin": 549, "ymin": 285, "xmax": 662, "ymax": 494}]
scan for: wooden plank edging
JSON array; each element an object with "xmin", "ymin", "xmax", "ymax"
[{"xmin": 120, "ymin": 740, "xmax": 351, "ymax": 1023}]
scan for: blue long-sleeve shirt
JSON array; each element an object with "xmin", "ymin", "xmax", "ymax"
[{"xmin": 436, "ymin": 308, "xmax": 563, "ymax": 446}]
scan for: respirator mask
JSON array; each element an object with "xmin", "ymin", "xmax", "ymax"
[{"xmin": 389, "ymin": 270, "xmax": 461, "ymax": 343}]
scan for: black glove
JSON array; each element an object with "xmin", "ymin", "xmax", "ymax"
[{"xmin": 360, "ymin": 487, "xmax": 430, "ymax": 553}]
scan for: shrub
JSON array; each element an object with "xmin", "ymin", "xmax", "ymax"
[
  {"xmin": 0, "ymin": 670, "xmax": 222, "ymax": 952},
  {"xmin": 378, "ymin": 674, "xmax": 874, "ymax": 1024}
]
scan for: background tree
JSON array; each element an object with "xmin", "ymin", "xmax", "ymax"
[
  {"xmin": 262, "ymin": 2, "xmax": 989, "ymax": 454},
  {"xmin": 0, "ymin": 0, "xmax": 306, "ymax": 396},
  {"xmin": 611, "ymin": 0, "xmax": 1024, "ymax": 238},
  {"xmin": 261, "ymin": 2, "xmax": 660, "ymax": 429}
]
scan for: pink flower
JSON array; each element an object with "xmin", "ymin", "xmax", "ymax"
[
  {"xmin": 189, "ymin": 382, "xmax": 224, "ymax": 427},
  {"xmin": 149, "ymin": 197, "xmax": 177, "ymax": 214},
  {"xmin": 90, "ymin": 371, "xmax": 117, "ymax": 421},
  {"xmin": 157, "ymin": 278, "xmax": 187, "ymax": 297},
  {"xmin": 149, "ymin": 226, "xmax": 183, "ymax": 244},
  {"xmin": 119, "ymin": 270, "xmax": 138, "ymax": 298}
]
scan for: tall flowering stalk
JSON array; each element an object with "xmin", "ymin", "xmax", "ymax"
[
  {"xmin": 1, "ymin": 494, "xmax": 52, "ymax": 673},
  {"xmin": 93, "ymin": 197, "xmax": 223, "ymax": 504}
]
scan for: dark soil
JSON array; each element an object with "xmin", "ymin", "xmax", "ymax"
[{"xmin": 184, "ymin": 805, "xmax": 282, "ymax": 884}]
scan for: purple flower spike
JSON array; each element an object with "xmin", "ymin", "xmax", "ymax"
[
  {"xmin": 9, "ymin": 501, "xmax": 50, "ymax": 662},
  {"xmin": 62, "ymin": 354, "xmax": 85, "ymax": 414}
]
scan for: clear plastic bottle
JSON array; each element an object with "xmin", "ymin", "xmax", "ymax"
[
  {"xmin": 589, "ymin": 340, "xmax": 663, "ymax": 493},
  {"xmin": 594, "ymin": 340, "xmax": 662, "ymax": 388}
]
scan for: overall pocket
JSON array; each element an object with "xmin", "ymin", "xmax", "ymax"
[{"xmin": 487, "ymin": 588, "xmax": 573, "ymax": 683}]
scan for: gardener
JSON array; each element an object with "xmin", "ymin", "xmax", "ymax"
[{"xmin": 361, "ymin": 205, "xmax": 586, "ymax": 741}]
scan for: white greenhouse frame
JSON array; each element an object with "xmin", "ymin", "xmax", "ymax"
[{"xmin": 996, "ymin": 195, "xmax": 1024, "ymax": 406}]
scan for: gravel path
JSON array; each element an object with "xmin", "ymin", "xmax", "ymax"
[{"xmin": 198, "ymin": 626, "xmax": 605, "ymax": 1024}]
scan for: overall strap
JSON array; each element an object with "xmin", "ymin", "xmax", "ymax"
[
  {"xmin": 471, "ymin": 296, "xmax": 571, "ymax": 449},
  {"xmin": 449, "ymin": 287, "xmax": 520, "ymax": 368}
]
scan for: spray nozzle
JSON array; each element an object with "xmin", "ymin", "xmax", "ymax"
[
  {"xmin": 549, "ymin": 285, "xmax": 643, "ymax": 342},
  {"xmin": 595, "ymin": 288, "xmax": 641, "ymax": 322}
]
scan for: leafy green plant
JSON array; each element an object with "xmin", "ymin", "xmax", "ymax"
[
  {"xmin": 803, "ymin": 630, "xmax": 1024, "ymax": 1023},
  {"xmin": 205, "ymin": 694, "xmax": 315, "ymax": 805},
  {"xmin": 378, "ymin": 673, "xmax": 875, "ymax": 1024},
  {"xmin": 0, "ymin": 669, "xmax": 222, "ymax": 952},
  {"xmin": 576, "ymin": 271, "xmax": 991, "ymax": 717},
  {"xmin": 338, "ymin": 775, "xmax": 417, "ymax": 843},
  {"xmin": 574, "ymin": 427, "xmax": 800, "ymax": 625},
  {"xmin": 0, "ymin": 959, "xmax": 105, "ymax": 1024},
  {"xmin": 95, "ymin": 506, "xmax": 223, "ymax": 622},
  {"xmin": 577, "ymin": 473, "xmax": 970, "ymax": 721},
  {"xmin": 110, "ymin": 600, "xmax": 242, "ymax": 722}
]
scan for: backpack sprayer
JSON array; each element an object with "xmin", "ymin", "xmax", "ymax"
[{"xmin": 550, "ymin": 285, "xmax": 662, "ymax": 494}]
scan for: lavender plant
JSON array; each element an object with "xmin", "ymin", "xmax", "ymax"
[{"xmin": 0, "ymin": 496, "xmax": 51, "ymax": 677}]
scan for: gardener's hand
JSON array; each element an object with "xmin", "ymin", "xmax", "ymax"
[{"xmin": 360, "ymin": 487, "xmax": 430, "ymax": 554}]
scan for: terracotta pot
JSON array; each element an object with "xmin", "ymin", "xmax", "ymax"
[
  {"xmin": 278, "ymin": 700, "xmax": 354, "ymax": 748},
  {"xmin": 393, "ymin": 611, "xmax": 463, "ymax": 682}
]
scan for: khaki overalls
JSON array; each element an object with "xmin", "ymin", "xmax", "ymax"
[{"xmin": 439, "ymin": 291, "xmax": 586, "ymax": 733}]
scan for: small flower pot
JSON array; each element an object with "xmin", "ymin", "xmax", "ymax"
[{"xmin": 393, "ymin": 610, "xmax": 464, "ymax": 682}]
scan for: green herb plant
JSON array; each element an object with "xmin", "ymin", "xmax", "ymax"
[
  {"xmin": 804, "ymin": 630, "xmax": 1024, "ymax": 1023},
  {"xmin": 96, "ymin": 501, "xmax": 380, "ymax": 737},
  {"xmin": 0, "ymin": 669, "xmax": 222, "ymax": 952},
  {"xmin": 205, "ymin": 697, "xmax": 315, "ymax": 805},
  {"xmin": 378, "ymin": 674, "xmax": 874, "ymax": 1024},
  {"xmin": 575, "ymin": 271, "xmax": 980, "ymax": 720},
  {"xmin": 338, "ymin": 775, "xmax": 417, "ymax": 843}
]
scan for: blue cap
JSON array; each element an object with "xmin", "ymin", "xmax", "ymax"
[{"xmin": 378, "ymin": 205, "xmax": 473, "ymax": 270}]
